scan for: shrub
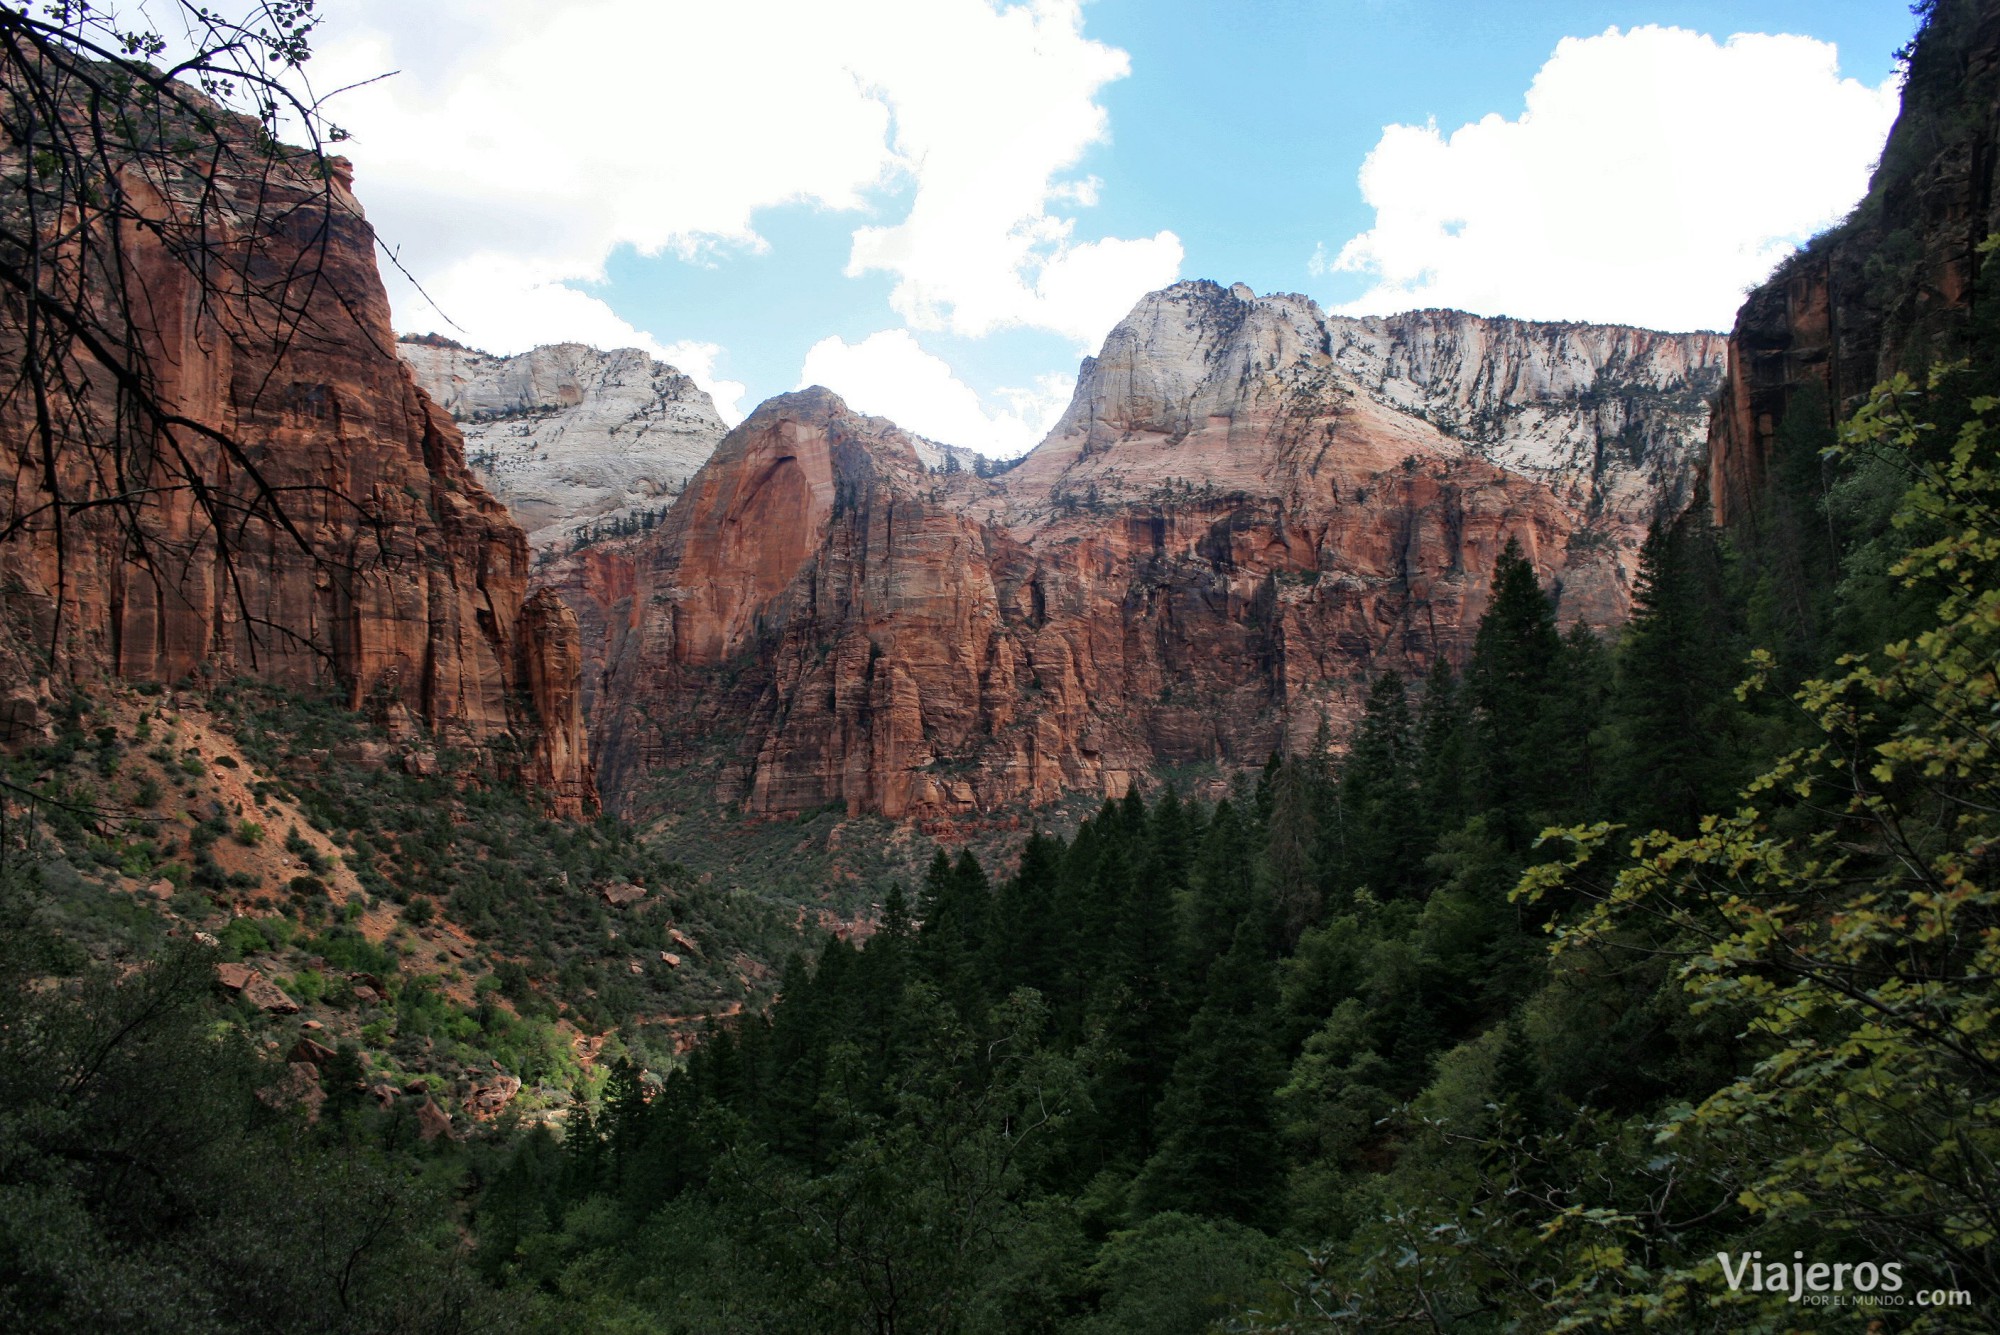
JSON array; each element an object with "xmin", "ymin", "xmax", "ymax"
[{"xmin": 234, "ymin": 820, "xmax": 263, "ymax": 846}]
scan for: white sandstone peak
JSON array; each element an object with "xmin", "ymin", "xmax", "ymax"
[{"xmin": 398, "ymin": 339, "xmax": 728, "ymax": 548}]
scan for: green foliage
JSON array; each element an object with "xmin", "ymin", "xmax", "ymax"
[
  {"xmin": 1500, "ymin": 366, "xmax": 2000, "ymax": 1327},
  {"xmin": 0, "ymin": 863, "xmax": 537, "ymax": 1333}
]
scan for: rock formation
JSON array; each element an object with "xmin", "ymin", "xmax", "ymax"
[
  {"xmin": 594, "ymin": 282, "xmax": 1722, "ymax": 821},
  {"xmin": 0, "ymin": 97, "xmax": 596, "ymax": 815},
  {"xmin": 1706, "ymin": 0, "xmax": 2000, "ymax": 525},
  {"xmin": 398, "ymin": 339, "xmax": 728, "ymax": 547}
]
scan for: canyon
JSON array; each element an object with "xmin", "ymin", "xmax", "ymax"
[
  {"xmin": 588, "ymin": 283, "xmax": 1726, "ymax": 822},
  {"xmin": 0, "ymin": 58, "xmax": 1740, "ymax": 835}
]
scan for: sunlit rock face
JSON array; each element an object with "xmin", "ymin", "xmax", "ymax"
[
  {"xmin": 398, "ymin": 340, "xmax": 728, "ymax": 548},
  {"xmin": 593, "ymin": 281, "xmax": 1724, "ymax": 821}
]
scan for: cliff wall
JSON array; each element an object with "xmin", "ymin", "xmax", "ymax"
[
  {"xmin": 1706, "ymin": 0, "xmax": 2000, "ymax": 525},
  {"xmin": 0, "ymin": 119, "xmax": 596, "ymax": 815}
]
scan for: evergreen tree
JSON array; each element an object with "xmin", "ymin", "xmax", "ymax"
[
  {"xmin": 990, "ymin": 832, "xmax": 1063, "ymax": 999},
  {"xmin": 1333, "ymin": 671, "xmax": 1425, "ymax": 899},
  {"xmin": 1610, "ymin": 518, "xmax": 1742, "ymax": 831},
  {"xmin": 1466, "ymin": 539, "xmax": 1566, "ymax": 847},
  {"xmin": 1548, "ymin": 620, "xmax": 1613, "ymax": 822},
  {"xmin": 1416, "ymin": 655, "xmax": 1470, "ymax": 839},
  {"xmin": 915, "ymin": 848, "xmax": 992, "ymax": 1022},
  {"xmin": 1181, "ymin": 799, "xmax": 1253, "ymax": 988},
  {"xmin": 1090, "ymin": 827, "xmax": 1185, "ymax": 1166},
  {"xmin": 1132, "ymin": 917, "xmax": 1285, "ymax": 1228},
  {"xmin": 1263, "ymin": 755, "xmax": 1321, "ymax": 953}
]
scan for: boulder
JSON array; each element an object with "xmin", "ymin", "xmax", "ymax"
[
  {"xmin": 242, "ymin": 973, "xmax": 300, "ymax": 1015},
  {"xmin": 288, "ymin": 1036, "xmax": 336, "ymax": 1067},
  {"xmin": 414, "ymin": 1098, "xmax": 453, "ymax": 1142},
  {"xmin": 601, "ymin": 882, "xmax": 646, "ymax": 908},
  {"xmin": 467, "ymin": 1074, "xmax": 522, "ymax": 1118},
  {"xmin": 259, "ymin": 1061, "xmax": 325, "ymax": 1121}
]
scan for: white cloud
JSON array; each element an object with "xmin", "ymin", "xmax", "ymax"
[
  {"xmin": 841, "ymin": 3, "xmax": 1183, "ymax": 344},
  {"xmin": 1326, "ymin": 26, "xmax": 1901, "ymax": 331},
  {"xmin": 800, "ymin": 331, "xmax": 1071, "ymax": 456},
  {"xmin": 314, "ymin": 0, "xmax": 1173, "ymax": 379}
]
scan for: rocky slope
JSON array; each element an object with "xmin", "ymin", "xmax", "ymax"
[
  {"xmin": 398, "ymin": 339, "xmax": 728, "ymax": 548},
  {"xmin": 594, "ymin": 282, "xmax": 1722, "ymax": 821},
  {"xmin": 1706, "ymin": 0, "xmax": 2000, "ymax": 524},
  {"xmin": 0, "ymin": 124, "xmax": 596, "ymax": 815}
]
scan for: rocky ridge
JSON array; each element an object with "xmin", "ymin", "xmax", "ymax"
[
  {"xmin": 593, "ymin": 281, "xmax": 1723, "ymax": 822},
  {"xmin": 397, "ymin": 340, "xmax": 729, "ymax": 549}
]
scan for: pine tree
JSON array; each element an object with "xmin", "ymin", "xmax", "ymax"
[
  {"xmin": 915, "ymin": 849, "xmax": 991, "ymax": 1022},
  {"xmin": 1182, "ymin": 799, "xmax": 1253, "ymax": 987},
  {"xmin": 1610, "ymin": 518, "xmax": 1742, "ymax": 831},
  {"xmin": 1263, "ymin": 755, "xmax": 1321, "ymax": 953},
  {"xmin": 1132, "ymin": 917, "xmax": 1285, "ymax": 1228},
  {"xmin": 1334, "ymin": 671, "xmax": 1425, "ymax": 899},
  {"xmin": 1467, "ymin": 539, "xmax": 1566, "ymax": 847},
  {"xmin": 991, "ymin": 832, "xmax": 1063, "ymax": 999},
  {"xmin": 1416, "ymin": 655, "xmax": 1470, "ymax": 838}
]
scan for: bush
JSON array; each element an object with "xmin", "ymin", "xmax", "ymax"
[{"xmin": 234, "ymin": 820, "xmax": 264, "ymax": 846}]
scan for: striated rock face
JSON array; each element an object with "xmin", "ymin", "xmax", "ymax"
[
  {"xmin": 398, "ymin": 340, "xmax": 728, "ymax": 547},
  {"xmin": 594, "ymin": 282, "xmax": 1720, "ymax": 821},
  {"xmin": 1330, "ymin": 310, "xmax": 1724, "ymax": 520},
  {"xmin": 1706, "ymin": 0, "xmax": 2000, "ymax": 525},
  {"xmin": 0, "ymin": 114, "xmax": 595, "ymax": 811}
]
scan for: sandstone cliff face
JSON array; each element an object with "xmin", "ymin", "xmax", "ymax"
[
  {"xmin": 595, "ymin": 282, "xmax": 1719, "ymax": 821},
  {"xmin": 398, "ymin": 340, "xmax": 727, "ymax": 547},
  {"xmin": 0, "ymin": 130, "xmax": 596, "ymax": 814},
  {"xmin": 1706, "ymin": 0, "xmax": 2000, "ymax": 525}
]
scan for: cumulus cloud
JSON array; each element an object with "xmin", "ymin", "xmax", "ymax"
[
  {"xmin": 800, "ymin": 331, "xmax": 1071, "ymax": 456},
  {"xmin": 314, "ymin": 0, "xmax": 1173, "ymax": 381},
  {"xmin": 841, "ymin": 5, "xmax": 1183, "ymax": 344},
  {"xmin": 1326, "ymin": 26, "xmax": 1901, "ymax": 331}
]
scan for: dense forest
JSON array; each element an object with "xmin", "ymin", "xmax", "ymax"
[{"xmin": 4, "ymin": 1, "xmax": 2000, "ymax": 1331}]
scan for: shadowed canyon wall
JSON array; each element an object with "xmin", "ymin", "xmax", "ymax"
[{"xmin": 1707, "ymin": 0, "xmax": 2000, "ymax": 526}]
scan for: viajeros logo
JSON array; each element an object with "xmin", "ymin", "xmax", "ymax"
[{"xmin": 1718, "ymin": 1251, "xmax": 1973, "ymax": 1310}]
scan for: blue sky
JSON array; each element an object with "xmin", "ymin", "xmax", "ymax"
[{"xmin": 317, "ymin": 0, "xmax": 1916, "ymax": 452}]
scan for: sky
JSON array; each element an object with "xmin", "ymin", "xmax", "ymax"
[{"xmin": 304, "ymin": 0, "xmax": 1919, "ymax": 453}]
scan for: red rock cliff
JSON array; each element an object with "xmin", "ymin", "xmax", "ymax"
[
  {"xmin": 0, "ymin": 104, "xmax": 596, "ymax": 815},
  {"xmin": 595, "ymin": 284, "xmax": 1720, "ymax": 821}
]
